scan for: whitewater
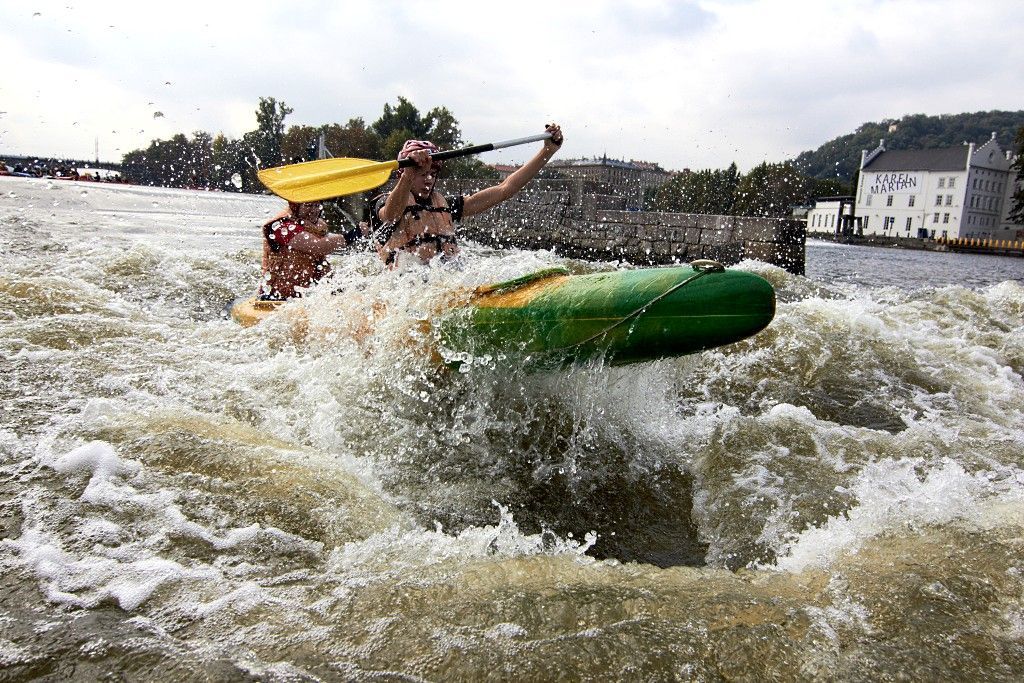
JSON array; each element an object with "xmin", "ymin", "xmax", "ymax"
[{"xmin": 1, "ymin": 176, "xmax": 1023, "ymax": 680}]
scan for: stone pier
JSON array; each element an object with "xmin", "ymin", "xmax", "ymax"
[{"xmin": 438, "ymin": 178, "xmax": 806, "ymax": 274}]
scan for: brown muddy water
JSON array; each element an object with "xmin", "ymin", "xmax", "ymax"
[{"xmin": 1, "ymin": 177, "xmax": 1023, "ymax": 680}]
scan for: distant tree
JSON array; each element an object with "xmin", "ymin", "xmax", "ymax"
[
  {"xmin": 121, "ymin": 131, "xmax": 214, "ymax": 188},
  {"xmin": 372, "ymin": 97, "xmax": 430, "ymax": 141},
  {"xmin": 280, "ymin": 124, "xmax": 320, "ymax": 164},
  {"xmin": 733, "ymin": 162, "xmax": 812, "ymax": 218},
  {"xmin": 185, "ymin": 131, "xmax": 213, "ymax": 188},
  {"xmin": 210, "ymin": 133, "xmax": 248, "ymax": 192},
  {"xmin": 1010, "ymin": 126, "xmax": 1024, "ymax": 225},
  {"xmin": 250, "ymin": 96, "xmax": 293, "ymax": 169},
  {"xmin": 651, "ymin": 163, "xmax": 738, "ymax": 215},
  {"xmin": 379, "ymin": 128, "xmax": 417, "ymax": 162},
  {"xmin": 372, "ymin": 97, "xmax": 471, "ymax": 163},
  {"xmin": 811, "ymin": 177, "xmax": 848, "ymax": 198},
  {"xmin": 324, "ymin": 118, "xmax": 381, "ymax": 159},
  {"xmin": 118, "ymin": 95, "xmax": 505, "ymax": 190},
  {"xmin": 422, "ymin": 106, "xmax": 463, "ymax": 149}
]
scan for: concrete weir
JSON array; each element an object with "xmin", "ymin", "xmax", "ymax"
[{"xmin": 442, "ymin": 178, "xmax": 807, "ymax": 275}]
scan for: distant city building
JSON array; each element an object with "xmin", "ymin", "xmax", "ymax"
[
  {"xmin": 545, "ymin": 155, "xmax": 672, "ymax": 210},
  {"xmin": 490, "ymin": 164, "xmax": 521, "ymax": 180},
  {"xmin": 847, "ymin": 134, "xmax": 1019, "ymax": 239}
]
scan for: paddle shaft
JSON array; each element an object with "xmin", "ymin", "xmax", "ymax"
[{"xmin": 397, "ymin": 133, "xmax": 552, "ymax": 168}]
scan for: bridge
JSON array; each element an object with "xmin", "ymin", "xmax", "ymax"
[{"xmin": 0, "ymin": 154, "xmax": 123, "ymax": 172}]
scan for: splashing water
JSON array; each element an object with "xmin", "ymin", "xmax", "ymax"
[{"xmin": 1, "ymin": 177, "xmax": 1023, "ymax": 679}]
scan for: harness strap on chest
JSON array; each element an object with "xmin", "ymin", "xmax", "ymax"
[{"xmin": 403, "ymin": 203, "xmax": 451, "ymax": 220}]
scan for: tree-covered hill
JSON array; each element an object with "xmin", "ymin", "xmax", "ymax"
[{"xmin": 793, "ymin": 110, "xmax": 1024, "ymax": 182}]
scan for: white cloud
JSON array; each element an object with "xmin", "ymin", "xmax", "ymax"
[{"xmin": 1, "ymin": 0, "xmax": 1022, "ymax": 170}]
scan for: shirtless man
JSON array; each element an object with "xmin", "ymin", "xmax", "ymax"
[{"xmin": 371, "ymin": 123, "xmax": 564, "ymax": 266}]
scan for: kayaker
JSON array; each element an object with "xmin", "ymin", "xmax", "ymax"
[
  {"xmin": 260, "ymin": 200, "xmax": 365, "ymax": 299},
  {"xmin": 371, "ymin": 123, "xmax": 564, "ymax": 266}
]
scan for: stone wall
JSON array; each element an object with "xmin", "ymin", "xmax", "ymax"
[{"xmin": 437, "ymin": 178, "xmax": 807, "ymax": 274}]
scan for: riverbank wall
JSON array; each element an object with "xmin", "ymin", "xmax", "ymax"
[
  {"xmin": 441, "ymin": 178, "xmax": 807, "ymax": 275},
  {"xmin": 808, "ymin": 231, "xmax": 1024, "ymax": 258}
]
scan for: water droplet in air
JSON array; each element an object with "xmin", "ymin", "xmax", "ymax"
[
  {"xmin": 80, "ymin": 190, "xmax": 88, "ymax": 196},
  {"xmin": 230, "ymin": 173, "xmax": 242, "ymax": 189}
]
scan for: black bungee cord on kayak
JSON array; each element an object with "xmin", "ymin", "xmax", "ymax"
[{"xmin": 552, "ymin": 260, "xmax": 726, "ymax": 355}]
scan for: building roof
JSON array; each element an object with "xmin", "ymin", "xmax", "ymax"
[
  {"xmin": 862, "ymin": 146, "xmax": 969, "ymax": 172},
  {"xmin": 548, "ymin": 156, "xmax": 667, "ymax": 172}
]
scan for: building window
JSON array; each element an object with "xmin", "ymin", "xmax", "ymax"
[
  {"xmin": 866, "ymin": 194, "xmax": 872, "ymax": 206},
  {"xmin": 906, "ymin": 217, "xmax": 913, "ymax": 230},
  {"xmin": 863, "ymin": 216, "xmax": 869, "ymax": 230},
  {"xmin": 943, "ymin": 213, "xmax": 950, "ymax": 224},
  {"xmin": 886, "ymin": 195, "xmax": 893, "ymax": 206},
  {"xmin": 933, "ymin": 213, "xmax": 940, "ymax": 223},
  {"xmin": 945, "ymin": 195, "xmax": 952, "ymax": 206},
  {"xmin": 938, "ymin": 178, "xmax": 946, "ymax": 188},
  {"xmin": 948, "ymin": 178, "xmax": 955, "ymax": 188},
  {"xmin": 908, "ymin": 195, "xmax": 915, "ymax": 207},
  {"xmin": 935, "ymin": 195, "xmax": 943, "ymax": 206}
]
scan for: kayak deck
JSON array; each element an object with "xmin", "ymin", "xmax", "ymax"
[{"xmin": 438, "ymin": 262, "xmax": 775, "ymax": 366}]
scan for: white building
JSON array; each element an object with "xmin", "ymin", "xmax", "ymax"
[
  {"xmin": 851, "ymin": 134, "xmax": 1019, "ymax": 240},
  {"xmin": 806, "ymin": 197, "xmax": 854, "ymax": 234}
]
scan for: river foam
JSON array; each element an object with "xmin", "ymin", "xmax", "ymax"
[{"xmin": 2, "ymin": 177, "xmax": 1023, "ymax": 679}]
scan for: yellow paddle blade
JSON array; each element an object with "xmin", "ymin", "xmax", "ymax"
[{"xmin": 257, "ymin": 157, "xmax": 400, "ymax": 202}]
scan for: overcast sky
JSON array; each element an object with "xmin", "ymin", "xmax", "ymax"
[{"xmin": 1, "ymin": 0, "xmax": 1022, "ymax": 172}]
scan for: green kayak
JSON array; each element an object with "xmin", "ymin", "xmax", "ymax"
[
  {"xmin": 436, "ymin": 260, "xmax": 775, "ymax": 367},
  {"xmin": 230, "ymin": 260, "xmax": 775, "ymax": 367}
]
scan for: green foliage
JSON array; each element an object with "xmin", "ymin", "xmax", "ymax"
[
  {"xmin": 1010, "ymin": 126, "xmax": 1024, "ymax": 225},
  {"xmin": 324, "ymin": 118, "xmax": 381, "ymax": 159},
  {"xmin": 280, "ymin": 124, "xmax": 320, "ymax": 164},
  {"xmin": 372, "ymin": 98, "xmax": 468, "ymax": 160},
  {"xmin": 380, "ymin": 129, "xmax": 417, "ymax": 162},
  {"xmin": 648, "ymin": 161, "xmax": 816, "ymax": 218},
  {"xmin": 251, "ymin": 97, "xmax": 293, "ymax": 169},
  {"xmin": 811, "ymin": 177, "xmax": 848, "ymax": 198},
  {"xmin": 372, "ymin": 97, "xmax": 431, "ymax": 141},
  {"xmin": 122, "ymin": 131, "xmax": 218, "ymax": 188},
  {"xmin": 794, "ymin": 110, "xmax": 1024, "ymax": 183},
  {"xmin": 652, "ymin": 163, "xmax": 739, "ymax": 214},
  {"xmin": 118, "ymin": 95, "xmax": 504, "ymax": 192},
  {"xmin": 733, "ymin": 162, "xmax": 811, "ymax": 218}
]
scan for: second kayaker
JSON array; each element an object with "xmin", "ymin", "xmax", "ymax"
[
  {"xmin": 260, "ymin": 200, "xmax": 365, "ymax": 300},
  {"xmin": 371, "ymin": 123, "xmax": 564, "ymax": 267}
]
